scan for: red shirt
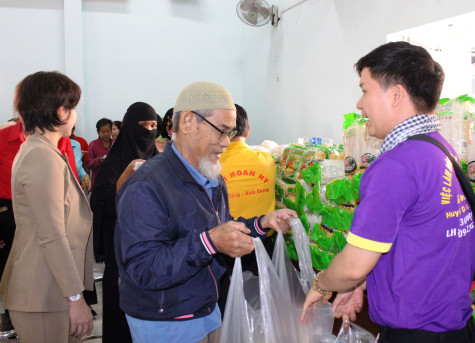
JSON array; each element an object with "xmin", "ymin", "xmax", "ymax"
[{"xmin": 0, "ymin": 122, "xmax": 78, "ymax": 199}]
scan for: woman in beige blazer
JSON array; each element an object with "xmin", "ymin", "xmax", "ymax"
[{"xmin": 0, "ymin": 71, "xmax": 94, "ymax": 343}]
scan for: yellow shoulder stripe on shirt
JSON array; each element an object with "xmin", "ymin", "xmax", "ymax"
[{"xmin": 346, "ymin": 232, "xmax": 392, "ymax": 253}]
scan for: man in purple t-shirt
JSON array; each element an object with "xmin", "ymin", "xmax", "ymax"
[{"xmin": 301, "ymin": 42, "xmax": 475, "ymax": 343}]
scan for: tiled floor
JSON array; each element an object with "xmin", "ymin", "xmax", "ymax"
[{"xmin": 0, "ymin": 263, "xmax": 105, "ymax": 343}]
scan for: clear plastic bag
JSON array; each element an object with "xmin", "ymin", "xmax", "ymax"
[
  {"xmin": 334, "ymin": 322, "xmax": 376, "ymax": 343},
  {"xmin": 272, "ymin": 230, "xmax": 334, "ymax": 342},
  {"xmin": 220, "ymin": 238, "xmax": 302, "ymax": 343},
  {"xmin": 289, "ymin": 217, "xmax": 315, "ymax": 292}
]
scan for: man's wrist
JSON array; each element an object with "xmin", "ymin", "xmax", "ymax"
[{"xmin": 313, "ymin": 270, "xmax": 332, "ymax": 296}]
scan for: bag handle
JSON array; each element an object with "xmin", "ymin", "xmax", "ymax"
[{"xmin": 406, "ymin": 134, "xmax": 475, "ymax": 215}]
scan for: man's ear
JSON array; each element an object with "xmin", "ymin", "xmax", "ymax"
[
  {"xmin": 392, "ymin": 84, "xmax": 405, "ymax": 107},
  {"xmin": 180, "ymin": 110, "xmax": 194, "ymax": 134},
  {"xmin": 244, "ymin": 126, "xmax": 251, "ymax": 138}
]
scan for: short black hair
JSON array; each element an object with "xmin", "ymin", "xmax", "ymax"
[
  {"xmin": 355, "ymin": 41, "xmax": 445, "ymax": 114},
  {"xmin": 234, "ymin": 104, "xmax": 249, "ymax": 137},
  {"xmin": 161, "ymin": 108, "xmax": 173, "ymax": 139},
  {"xmin": 15, "ymin": 71, "xmax": 81, "ymax": 134},
  {"xmin": 113, "ymin": 120, "xmax": 122, "ymax": 129},
  {"xmin": 96, "ymin": 118, "xmax": 113, "ymax": 131}
]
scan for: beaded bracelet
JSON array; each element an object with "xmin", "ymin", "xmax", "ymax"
[{"xmin": 312, "ymin": 270, "xmax": 333, "ymax": 296}]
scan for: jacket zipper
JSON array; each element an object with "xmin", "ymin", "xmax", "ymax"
[{"xmin": 201, "ymin": 185, "xmax": 220, "ymax": 302}]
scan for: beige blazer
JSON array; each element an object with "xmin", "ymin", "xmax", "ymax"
[{"xmin": 0, "ymin": 133, "xmax": 94, "ymax": 312}]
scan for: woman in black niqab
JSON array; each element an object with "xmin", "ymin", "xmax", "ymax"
[{"xmin": 90, "ymin": 102, "xmax": 161, "ymax": 343}]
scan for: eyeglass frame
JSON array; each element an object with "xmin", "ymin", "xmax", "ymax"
[{"xmin": 191, "ymin": 111, "xmax": 238, "ymax": 140}]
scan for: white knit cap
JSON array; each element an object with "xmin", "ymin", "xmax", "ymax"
[{"xmin": 174, "ymin": 81, "xmax": 236, "ymax": 112}]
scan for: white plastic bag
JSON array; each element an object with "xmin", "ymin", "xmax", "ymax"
[
  {"xmin": 220, "ymin": 238, "xmax": 301, "ymax": 343},
  {"xmin": 272, "ymin": 230, "xmax": 334, "ymax": 341},
  {"xmin": 334, "ymin": 322, "xmax": 376, "ymax": 343},
  {"xmin": 289, "ymin": 217, "xmax": 315, "ymax": 292}
]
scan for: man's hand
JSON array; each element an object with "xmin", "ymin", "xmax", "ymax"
[
  {"xmin": 69, "ymin": 295, "xmax": 93, "ymax": 338},
  {"xmin": 300, "ymin": 288, "xmax": 333, "ymax": 324},
  {"xmin": 332, "ymin": 285, "xmax": 364, "ymax": 329},
  {"xmin": 260, "ymin": 209, "xmax": 297, "ymax": 234},
  {"xmin": 208, "ymin": 221, "xmax": 254, "ymax": 257}
]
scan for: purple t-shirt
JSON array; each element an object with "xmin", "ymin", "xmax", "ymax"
[{"xmin": 347, "ymin": 132, "xmax": 475, "ymax": 332}]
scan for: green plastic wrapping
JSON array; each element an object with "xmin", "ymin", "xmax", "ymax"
[
  {"xmin": 295, "ymin": 182, "xmax": 307, "ymax": 217},
  {"xmin": 319, "ymin": 205, "xmax": 354, "ymax": 231},
  {"xmin": 299, "ymin": 213, "xmax": 310, "ymax": 235},
  {"xmin": 283, "ymin": 196, "xmax": 296, "ymax": 211},
  {"xmin": 333, "ymin": 230, "xmax": 347, "ymax": 253},
  {"xmin": 301, "ymin": 162, "xmax": 322, "ymax": 186},
  {"xmin": 285, "ymin": 234, "xmax": 298, "ymax": 261},
  {"xmin": 310, "ymin": 224, "xmax": 334, "ymax": 252},
  {"xmin": 309, "ymin": 244, "xmax": 334, "ymax": 270}
]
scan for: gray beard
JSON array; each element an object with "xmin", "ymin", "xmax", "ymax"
[{"xmin": 198, "ymin": 156, "xmax": 222, "ymax": 179}]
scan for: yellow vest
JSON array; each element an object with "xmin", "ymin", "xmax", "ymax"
[{"xmin": 220, "ymin": 141, "xmax": 276, "ymax": 218}]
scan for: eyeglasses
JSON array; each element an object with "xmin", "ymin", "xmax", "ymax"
[{"xmin": 191, "ymin": 111, "xmax": 238, "ymax": 140}]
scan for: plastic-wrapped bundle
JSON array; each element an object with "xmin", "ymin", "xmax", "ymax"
[
  {"xmin": 343, "ymin": 113, "xmax": 366, "ymax": 174},
  {"xmin": 361, "ymin": 125, "xmax": 382, "ymax": 169},
  {"xmin": 436, "ymin": 96, "xmax": 473, "ymax": 166}
]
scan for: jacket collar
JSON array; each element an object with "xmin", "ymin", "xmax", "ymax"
[{"xmin": 163, "ymin": 142, "xmax": 226, "ymax": 190}]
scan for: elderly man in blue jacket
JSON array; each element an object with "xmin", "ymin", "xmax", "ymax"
[{"xmin": 115, "ymin": 81, "xmax": 296, "ymax": 343}]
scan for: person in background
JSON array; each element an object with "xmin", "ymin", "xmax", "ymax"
[
  {"xmin": 300, "ymin": 42, "xmax": 475, "ymax": 343},
  {"xmin": 220, "ymin": 104, "xmax": 275, "ymax": 218},
  {"xmin": 114, "ymin": 81, "xmax": 296, "ymax": 343},
  {"xmin": 155, "ymin": 108, "xmax": 173, "ymax": 153},
  {"xmin": 0, "ymin": 71, "xmax": 94, "ymax": 342},
  {"xmin": 70, "ymin": 137, "xmax": 91, "ymax": 191},
  {"xmin": 70, "ymin": 126, "xmax": 89, "ymax": 167},
  {"xmin": 90, "ymin": 102, "xmax": 159, "ymax": 343},
  {"xmin": 112, "ymin": 120, "xmax": 121, "ymax": 140},
  {"xmin": 0, "ymin": 120, "xmax": 79, "ymax": 280},
  {"xmin": 0, "ymin": 118, "xmax": 19, "ymax": 131},
  {"xmin": 86, "ymin": 118, "xmax": 113, "ymax": 187},
  {"xmin": 217, "ymin": 103, "xmax": 277, "ymax": 315}
]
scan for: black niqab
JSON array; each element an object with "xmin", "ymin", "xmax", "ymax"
[{"xmin": 90, "ymin": 102, "xmax": 160, "ymax": 262}]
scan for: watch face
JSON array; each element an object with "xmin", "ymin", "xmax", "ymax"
[{"xmin": 68, "ymin": 294, "xmax": 81, "ymax": 302}]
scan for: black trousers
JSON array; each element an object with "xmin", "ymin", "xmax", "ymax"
[
  {"xmin": 379, "ymin": 318, "xmax": 475, "ymax": 343},
  {"xmin": 0, "ymin": 198, "xmax": 16, "ymax": 280},
  {"xmin": 102, "ymin": 220, "xmax": 132, "ymax": 343}
]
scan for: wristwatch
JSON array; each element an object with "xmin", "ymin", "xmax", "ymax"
[{"xmin": 68, "ymin": 293, "xmax": 82, "ymax": 302}]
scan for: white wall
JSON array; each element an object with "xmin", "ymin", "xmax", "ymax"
[
  {"xmin": 0, "ymin": 1, "xmax": 64, "ymax": 123},
  {"xmin": 241, "ymin": 0, "xmax": 475, "ymax": 145},
  {"xmin": 0, "ymin": 0, "xmax": 243, "ymax": 141},
  {"xmin": 1, "ymin": 0, "xmax": 475, "ymax": 144},
  {"xmin": 81, "ymin": 0, "xmax": 244, "ymax": 141}
]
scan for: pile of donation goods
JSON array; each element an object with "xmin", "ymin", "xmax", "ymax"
[{"xmin": 273, "ymin": 95, "xmax": 475, "ymax": 272}]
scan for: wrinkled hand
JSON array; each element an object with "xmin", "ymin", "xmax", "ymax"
[
  {"xmin": 332, "ymin": 286, "xmax": 364, "ymax": 329},
  {"xmin": 69, "ymin": 296, "xmax": 93, "ymax": 338},
  {"xmin": 208, "ymin": 221, "xmax": 254, "ymax": 258},
  {"xmin": 300, "ymin": 288, "xmax": 333, "ymax": 324},
  {"xmin": 260, "ymin": 209, "xmax": 297, "ymax": 234},
  {"xmin": 81, "ymin": 174, "xmax": 91, "ymax": 191}
]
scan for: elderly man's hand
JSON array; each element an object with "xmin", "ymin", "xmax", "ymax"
[
  {"xmin": 208, "ymin": 221, "xmax": 254, "ymax": 258},
  {"xmin": 260, "ymin": 209, "xmax": 297, "ymax": 234}
]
